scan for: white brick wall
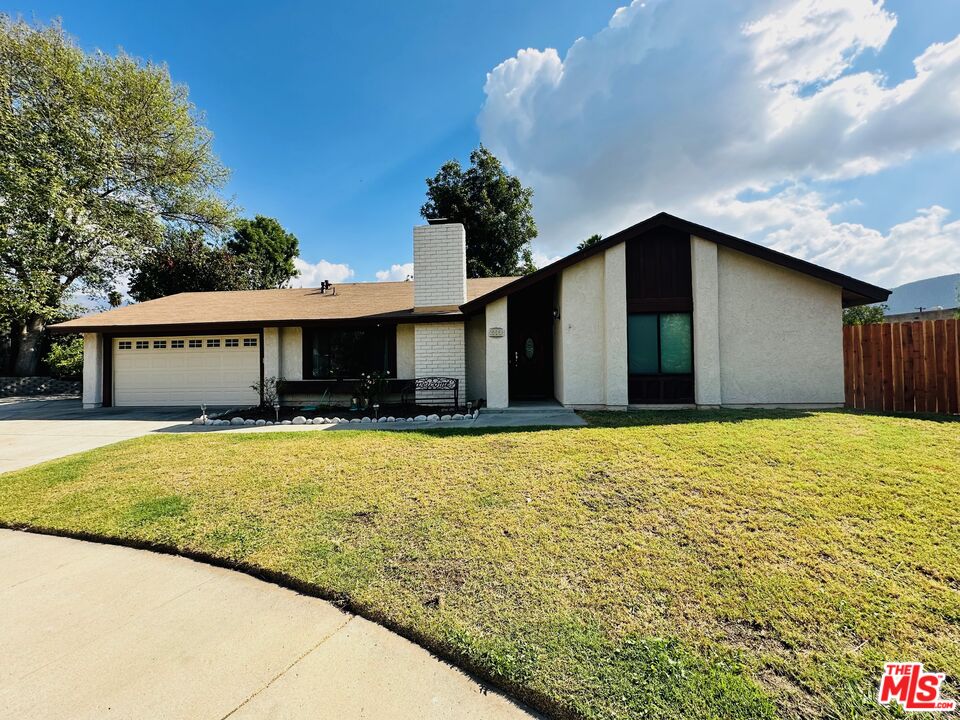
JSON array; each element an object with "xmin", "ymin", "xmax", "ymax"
[
  {"xmin": 414, "ymin": 322, "xmax": 466, "ymax": 403},
  {"xmin": 413, "ymin": 223, "xmax": 467, "ymax": 308}
]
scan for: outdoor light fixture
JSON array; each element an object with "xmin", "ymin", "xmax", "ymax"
[{"xmin": 373, "ymin": 403, "xmax": 380, "ymax": 419}]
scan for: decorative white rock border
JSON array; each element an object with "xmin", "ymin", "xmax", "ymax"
[{"xmin": 196, "ymin": 409, "xmax": 481, "ymax": 427}]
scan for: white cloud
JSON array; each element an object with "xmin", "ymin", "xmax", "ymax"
[
  {"xmin": 291, "ymin": 257, "xmax": 355, "ymax": 287},
  {"xmin": 532, "ymin": 248, "xmax": 563, "ymax": 268},
  {"xmin": 479, "ymin": 0, "xmax": 960, "ymax": 283},
  {"xmin": 375, "ymin": 262, "xmax": 414, "ymax": 282}
]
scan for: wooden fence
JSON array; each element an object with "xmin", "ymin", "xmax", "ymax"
[{"xmin": 843, "ymin": 319, "xmax": 960, "ymax": 414}]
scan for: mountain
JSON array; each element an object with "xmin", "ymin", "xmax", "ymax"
[{"xmin": 884, "ymin": 273, "xmax": 960, "ymax": 315}]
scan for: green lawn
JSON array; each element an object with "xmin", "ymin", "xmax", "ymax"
[{"xmin": 2, "ymin": 410, "xmax": 958, "ymax": 719}]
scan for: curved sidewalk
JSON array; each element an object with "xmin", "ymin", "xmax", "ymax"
[{"xmin": 0, "ymin": 529, "xmax": 537, "ymax": 720}]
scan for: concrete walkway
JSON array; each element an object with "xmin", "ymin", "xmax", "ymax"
[
  {"xmin": 0, "ymin": 397, "xmax": 201, "ymax": 473},
  {"xmin": 0, "ymin": 397, "xmax": 584, "ymax": 473},
  {"xmin": 0, "ymin": 529, "xmax": 537, "ymax": 720}
]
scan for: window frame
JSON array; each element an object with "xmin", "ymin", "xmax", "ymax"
[{"xmin": 301, "ymin": 324, "xmax": 397, "ymax": 381}]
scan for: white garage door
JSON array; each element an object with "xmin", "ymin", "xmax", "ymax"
[{"xmin": 113, "ymin": 335, "xmax": 261, "ymax": 407}]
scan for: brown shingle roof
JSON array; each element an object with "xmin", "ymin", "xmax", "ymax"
[{"xmin": 51, "ymin": 278, "xmax": 517, "ymax": 333}]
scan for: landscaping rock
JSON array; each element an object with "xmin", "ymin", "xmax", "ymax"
[
  {"xmin": 473, "ymin": 409, "xmax": 479, "ymax": 419},
  {"xmin": 292, "ymin": 416, "xmax": 306, "ymax": 425},
  {"xmin": 192, "ymin": 417, "xmax": 204, "ymax": 425},
  {"xmin": 243, "ymin": 419, "xmax": 256, "ymax": 426},
  {"xmin": 427, "ymin": 414, "xmax": 440, "ymax": 421},
  {"xmin": 204, "ymin": 418, "xmax": 214, "ymax": 425},
  {"xmin": 387, "ymin": 416, "xmax": 395, "ymax": 422},
  {"xmin": 377, "ymin": 417, "xmax": 387, "ymax": 423},
  {"xmin": 440, "ymin": 414, "xmax": 452, "ymax": 421},
  {"xmin": 266, "ymin": 420, "xmax": 274, "ymax": 425},
  {"xmin": 230, "ymin": 417, "xmax": 245, "ymax": 425},
  {"xmin": 452, "ymin": 413, "xmax": 463, "ymax": 420},
  {"xmin": 361, "ymin": 416, "xmax": 372, "ymax": 423},
  {"xmin": 255, "ymin": 419, "xmax": 266, "ymax": 426},
  {"xmin": 405, "ymin": 417, "xmax": 414, "ymax": 422},
  {"xmin": 415, "ymin": 415, "xmax": 427, "ymax": 422},
  {"xmin": 350, "ymin": 418, "xmax": 361, "ymax": 423},
  {"xmin": 281, "ymin": 420, "xmax": 292, "ymax": 425}
]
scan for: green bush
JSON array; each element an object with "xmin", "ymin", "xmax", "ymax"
[{"xmin": 45, "ymin": 335, "xmax": 83, "ymax": 379}]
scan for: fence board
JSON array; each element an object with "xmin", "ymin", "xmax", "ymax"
[
  {"xmin": 890, "ymin": 323, "xmax": 903, "ymax": 412},
  {"xmin": 935, "ymin": 320, "xmax": 949, "ymax": 414},
  {"xmin": 913, "ymin": 321, "xmax": 926, "ymax": 413},
  {"xmin": 902, "ymin": 322, "xmax": 915, "ymax": 412},
  {"xmin": 881, "ymin": 323, "xmax": 894, "ymax": 411},
  {"xmin": 842, "ymin": 319, "xmax": 959, "ymax": 415},
  {"xmin": 948, "ymin": 320, "xmax": 959, "ymax": 415},
  {"xmin": 924, "ymin": 321, "xmax": 937, "ymax": 413}
]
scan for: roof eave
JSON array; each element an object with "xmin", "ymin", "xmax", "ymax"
[{"xmin": 460, "ymin": 212, "xmax": 891, "ymax": 312}]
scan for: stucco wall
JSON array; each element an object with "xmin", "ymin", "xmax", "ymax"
[
  {"xmin": 485, "ymin": 297, "xmax": 509, "ymax": 408},
  {"xmin": 280, "ymin": 327, "xmax": 302, "ymax": 381},
  {"xmin": 396, "ymin": 324, "xmax": 415, "ymax": 379},
  {"xmin": 82, "ymin": 332, "xmax": 103, "ymax": 409},
  {"xmin": 262, "ymin": 327, "xmax": 280, "ymax": 381},
  {"xmin": 717, "ymin": 247, "xmax": 844, "ymax": 406},
  {"xmin": 556, "ymin": 253, "xmax": 606, "ymax": 406},
  {"xmin": 465, "ymin": 313, "xmax": 486, "ymax": 403},
  {"xmin": 690, "ymin": 237, "xmax": 722, "ymax": 405},
  {"xmin": 603, "ymin": 244, "xmax": 628, "ymax": 407}
]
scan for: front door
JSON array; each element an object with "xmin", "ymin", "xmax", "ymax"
[{"xmin": 508, "ymin": 280, "xmax": 554, "ymax": 400}]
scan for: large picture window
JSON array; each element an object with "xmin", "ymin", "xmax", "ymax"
[
  {"xmin": 303, "ymin": 326, "xmax": 395, "ymax": 379},
  {"xmin": 627, "ymin": 313, "xmax": 692, "ymax": 375}
]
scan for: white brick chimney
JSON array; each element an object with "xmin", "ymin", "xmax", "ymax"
[{"xmin": 413, "ymin": 221, "xmax": 467, "ymax": 309}]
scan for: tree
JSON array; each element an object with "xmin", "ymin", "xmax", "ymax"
[
  {"xmin": 578, "ymin": 234, "xmax": 603, "ymax": 251},
  {"xmin": 227, "ymin": 215, "xmax": 299, "ymax": 289},
  {"xmin": 128, "ymin": 228, "xmax": 254, "ymax": 302},
  {"xmin": 0, "ymin": 17, "xmax": 233, "ymax": 374},
  {"xmin": 842, "ymin": 304, "xmax": 888, "ymax": 325},
  {"xmin": 421, "ymin": 145, "xmax": 536, "ymax": 278}
]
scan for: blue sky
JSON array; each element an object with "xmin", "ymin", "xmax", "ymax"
[{"xmin": 5, "ymin": 0, "xmax": 960, "ymax": 288}]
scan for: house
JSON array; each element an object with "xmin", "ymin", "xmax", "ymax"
[{"xmin": 51, "ymin": 212, "xmax": 890, "ymax": 410}]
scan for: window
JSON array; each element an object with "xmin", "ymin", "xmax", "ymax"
[
  {"xmin": 171, "ymin": 340, "xmax": 184, "ymax": 348},
  {"xmin": 135, "ymin": 340, "xmax": 149, "ymax": 350},
  {"xmin": 188, "ymin": 339, "xmax": 202, "ymax": 348},
  {"xmin": 627, "ymin": 313, "xmax": 692, "ymax": 375},
  {"xmin": 206, "ymin": 338, "xmax": 220, "ymax": 348},
  {"xmin": 243, "ymin": 337, "xmax": 257, "ymax": 347},
  {"xmin": 225, "ymin": 338, "xmax": 239, "ymax": 348},
  {"xmin": 118, "ymin": 341, "xmax": 132, "ymax": 350},
  {"xmin": 153, "ymin": 340, "xmax": 167, "ymax": 349},
  {"xmin": 303, "ymin": 326, "xmax": 395, "ymax": 379}
]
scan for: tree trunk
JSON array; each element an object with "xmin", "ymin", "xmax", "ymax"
[{"xmin": 13, "ymin": 317, "xmax": 45, "ymax": 376}]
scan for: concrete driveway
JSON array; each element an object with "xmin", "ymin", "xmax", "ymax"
[
  {"xmin": 0, "ymin": 397, "xmax": 198, "ymax": 473},
  {"xmin": 0, "ymin": 529, "xmax": 534, "ymax": 720}
]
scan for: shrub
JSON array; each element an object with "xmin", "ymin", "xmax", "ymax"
[{"xmin": 44, "ymin": 335, "xmax": 83, "ymax": 378}]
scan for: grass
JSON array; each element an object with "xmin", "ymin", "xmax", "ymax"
[{"xmin": 1, "ymin": 409, "xmax": 958, "ymax": 719}]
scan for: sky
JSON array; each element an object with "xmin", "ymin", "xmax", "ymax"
[{"xmin": 5, "ymin": 0, "xmax": 960, "ymax": 290}]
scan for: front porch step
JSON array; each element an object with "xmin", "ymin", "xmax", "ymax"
[{"xmin": 480, "ymin": 402, "xmax": 575, "ymax": 414}]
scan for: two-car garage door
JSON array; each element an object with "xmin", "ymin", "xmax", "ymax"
[{"xmin": 113, "ymin": 335, "xmax": 261, "ymax": 407}]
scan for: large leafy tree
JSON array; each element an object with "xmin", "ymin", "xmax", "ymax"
[
  {"xmin": 128, "ymin": 228, "xmax": 253, "ymax": 302},
  {"xmin": 421, "ymin": 146, "xmax": 536, "ymax": 278},
  {"xmin": 227, "ymin": 215, "xmax": 299, "ymax": 289},
  {"xmin": 0, "ymin": 17, "xmax": 233, "ymax": 374}
]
